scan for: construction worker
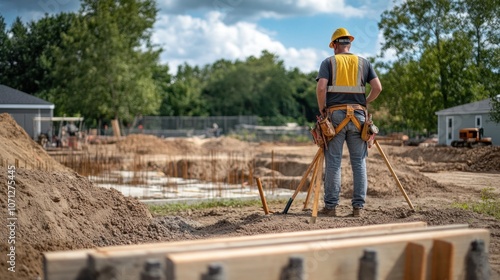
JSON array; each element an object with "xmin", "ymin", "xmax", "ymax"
[{"xmin": 316, "ymin": 27, "xmax": 382, "ymax": 217}]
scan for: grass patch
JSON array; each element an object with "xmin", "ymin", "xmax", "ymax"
[
  {"xmin": 452, "ymin": 188, "xmax": 500, "ymax": 219},
  {"xmin": 148, "ymin": 198, "xmax": 288, "ymax": 216}
]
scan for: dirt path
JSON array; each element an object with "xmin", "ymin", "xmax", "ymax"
[{"xmin": 421, "ymin": 171, "xmax": 500, "ymax": 193}]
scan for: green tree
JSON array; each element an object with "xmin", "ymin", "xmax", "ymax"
[
  {"xmin": 287, "ymin": 68, "xmax": 318, "ymax": 124},
  {"xmin": 27, "ymin": 13, "xmax": 77, "ymax": 95},
  {"xmin": 0, "ymin": 16, "xmax": 10, "ymax": 86},
  {"xmin": 2, "ymin": 18, "xmax": 30, "ymax": 92},
  {"xmin": 0, "ymin": 14, "xmax": 76, "ymax": 94},
  {"xmin": 46, "ymin": 0, "xmax": 161, "ymax": 122},
  {"xmin": 460, "ymin": 0, "xmax": 500, "ymax": 122},
  {"xmin": 378, "ymin": 0, "xmax": 500, "ymax": 130},
  {"xmin": 379, "ymin": 0, "xmax": 460, "ymax": 109},
  {"xmin": 201, "ymin": 51, "xmax": 302, "ymax": 125},
  {"xmin": 160, "ymin": 63, "xmax": 208, "ymax": 116}
]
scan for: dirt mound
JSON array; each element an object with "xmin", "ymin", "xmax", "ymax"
[
  {"xmin": 0, "ymin": 114, "xmax": 156, "ymax": 279},
  {"xmin": 466, "ymin": 146, "xmax": 500, "ymax": 171},
  {"xmin": 116, "ymin": 134, "xmax": 253, "ymax": 156},
  {"xmin": 201, "ymin": 137, "xmax": 253, "ymax": 152},
  {"xmin": 116, "ymin": 134, "xmax": 203, "ymax": 155},
  {"xmin": 397, "ymin": 146, "xmax": 500, "ymax": 172},
  {"xmin": 0, "ymin": 113, "xmax": 69, "ymax": 172}
]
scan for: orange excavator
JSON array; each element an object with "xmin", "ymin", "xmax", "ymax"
[{"xmin": 451, "ymin": 128, "xmax": 492, "ymax": 148}]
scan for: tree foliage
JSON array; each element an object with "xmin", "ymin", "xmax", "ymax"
[
  {"xmin": 378, "ymin": 0, "xmax": 499, "ymax": 130},
  {"xmin": 199, "ymin": 51, "xmax": 313, "ymax": 125},
  {"xmin": 0, "ymin": 14, "xmax": 76, "ymax": 95},
  {"xmin": 44, "ymin": 0, "xmax": 161, "ymax": 121}
]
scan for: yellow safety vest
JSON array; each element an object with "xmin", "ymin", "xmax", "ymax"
[{"xmin": 327, "ymin": 54, "xmax": 365, "ymax": 94}]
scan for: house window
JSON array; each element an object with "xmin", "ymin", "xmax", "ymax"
[
  {"xmin": 447, "ymin": 117, "xmax": 453, "ymax": 140},
  {"xmin": 475, "ymin": 115, "xmax": 482, "ymax": 128}
]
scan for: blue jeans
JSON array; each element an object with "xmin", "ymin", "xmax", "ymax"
[{"xmin": 324, "ymin": 109, "xmax": 367, "ymax": 209}]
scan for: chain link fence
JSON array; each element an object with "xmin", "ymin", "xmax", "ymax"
[{"xmin": 125, "ymin": 115, "xmax": 312, "ymax": 142}]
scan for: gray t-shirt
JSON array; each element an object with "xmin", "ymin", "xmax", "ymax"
[{"xmin": 316, "ymin": 53, "xmax": 377, "ymax": 107}]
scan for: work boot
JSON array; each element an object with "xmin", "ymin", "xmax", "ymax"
[
  {"xmin": 353, "ymin": 207, "xmax": 363, "ymax": 217},
  {"xmin": 319, "ymin": 207, "xmax": 336, "ymax": 217}
]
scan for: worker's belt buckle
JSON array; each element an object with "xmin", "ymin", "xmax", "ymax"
[{"xmin": 346, "ymin": 106, "xmax": 355, "ymax": 117}]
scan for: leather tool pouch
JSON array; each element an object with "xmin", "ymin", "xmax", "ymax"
[
  {"xmin": 311, "ymin": 115, "xmax": 335, "ymax": 149},
  {"xmin": 361, "ymin": 113, "xmax": 377, "ymax": 141},
  {"xmin": 318, "ymin": 115, "xmax": 335, "ymax": 139},
  {"xmin": 310, "ymin": 126, "xmax": 324, "ymax": 148},
  {"xmin": 361, "ymin": 122, "xmax": 371, "ymax": 141}
]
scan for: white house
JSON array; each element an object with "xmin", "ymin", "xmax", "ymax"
[{"xmin": 435, "ymin": 98, "xmax": 500, "ymax": 146}]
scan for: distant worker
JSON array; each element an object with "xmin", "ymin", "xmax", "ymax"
[
  {"xmin": 315, "ymin": 27, "xmax": 382, "ymax": 217},
  {"xmin": 66, "ymin": 121, "xmax": 79, "ymax": 136},
  {"xmin": 212, "ymin": 123, "xmax": 220, "ymax": 137}
]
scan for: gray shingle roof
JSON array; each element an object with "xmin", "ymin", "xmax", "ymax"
[
  {"xmin": 0, "ymin": 84, "xmax": 54, "ymax": 108},
  {"xmin": 435, "ymin": 98, "xmax": 492, "ymax": 116}
]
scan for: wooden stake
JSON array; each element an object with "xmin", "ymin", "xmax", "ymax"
[
  {"xmin": 282, "ymin": 148, "xmax": 322, "ymax": 214},
  {"xmin": 310, "ymin": 153, "xmax": 324, "ymax": 224},
  {"xmin": 374, "ymin": 140, "xmax": 414, "ymax": 210},
  {"xmin": 303, "ymin": 156, "xmax": 321, "ymax": 211},
  {"xmin": 256, "ymin": 177, "xmax": 270, "ymax": 215}
]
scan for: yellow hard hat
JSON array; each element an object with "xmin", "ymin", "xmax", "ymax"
[{"xmin": 329, "ymin": 27, "xmax": 354, "ymax": 48}]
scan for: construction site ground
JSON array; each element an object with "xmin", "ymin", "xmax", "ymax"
[{"xmin": 0, "ymin": 113, "xmax": 499, "ymax": 280}]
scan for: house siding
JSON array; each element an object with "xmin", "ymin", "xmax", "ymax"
[
  {"xmin": 437, "ymin": 112, "xmax": 500, "ymax": 146},
  {"xmin": 1, "ymin": 109, "xmax": 53, "ymax": 139}
]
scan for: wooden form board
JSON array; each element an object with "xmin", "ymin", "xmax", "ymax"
[
  {"xmin": 44, "ymin": 222, "xmax": 427, "ymax": 280},
  {"xmin": 43, "ymin": 249, "xmax": 94, "ymax": 280},
  {"xmin": 92, "ymin": 223, "xmax": 462, "ymax": 280},
  {"xmin": 166, "ymin": 228, "xmax": 489, "ymax": 280}
]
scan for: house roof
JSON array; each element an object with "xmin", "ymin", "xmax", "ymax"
[
  {"xmin": 435, "ymin": 98, "xmax": 492, "ymax": 116},
  {"xmin": 0, "ymin": 84, "xmax": 54, "ymax": 109}
]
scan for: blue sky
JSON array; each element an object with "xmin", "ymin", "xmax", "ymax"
[{"xmin": 1, "ymin": 0, "xmax": 396, "ymax": 74}]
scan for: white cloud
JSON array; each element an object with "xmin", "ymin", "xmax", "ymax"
[
  {"xmin": 153, "ymin": 12, "xmax": 329, "ymax": 75},
  {"xmin": 375, "ymin": 30, "xmax": 398, "ymax": 64},
  {"xmin": 157, "ymin": 0, "xmax": 367, "ymax": 23}
]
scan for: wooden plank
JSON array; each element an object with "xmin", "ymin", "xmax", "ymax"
[
  {"xmin": 48, "ymin": 222, "xmax": 475, "ymax": 280},
  {"xmin": 88, "ymin": 223, "xmax": 438, "ymax": 279},
  {"xmin": 404, "ymin": 242, "xmax": 426, "ymax": 280},
  {"xmin": 44, "ymin": 222, "xmax": 428, "ymax": 280},
  {"xmin": 43, "ymin": 249, "xmax": 94, "ymax": 280},
  {"xmin": 431, "ymin": 240, "xmax": 454, "ymax": 280},
  {"xmin": 103, "ymin": 222, "xmax": 431, "ymax": 253},
  {"xmin": 165, "ymin": 228, "xmax": 489, "ymax": 280}
]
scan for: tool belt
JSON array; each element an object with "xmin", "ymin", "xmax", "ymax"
[
  {"xmin": 325, "ymin": 104, "xmax": 375, "ymax": 142},
  {"xmin": 310, "ymin": 115, "xmax": 335, "ymax": 149}
]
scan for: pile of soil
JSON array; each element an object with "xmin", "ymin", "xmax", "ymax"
[
  {"xmin": 201, "ymin": 137, "xmax": 255, "ymax": 153},
  {"xmin": 116, "ymin": 134, "xmax": 253, "ymax": 155},
  {"xmin": 0, "ymin": 115, "xmax": 156, "ymax": 279},
  {"xmin": 0, "ymin": 113, "xmax": 68, "ymax": 172},
  {"xmin": 116, "ymin": 134, "xmax": 188, "ymax": 155},
  {"xmin": 396, "ymin": 146, "xmax": 500, "ymax": 172}
]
